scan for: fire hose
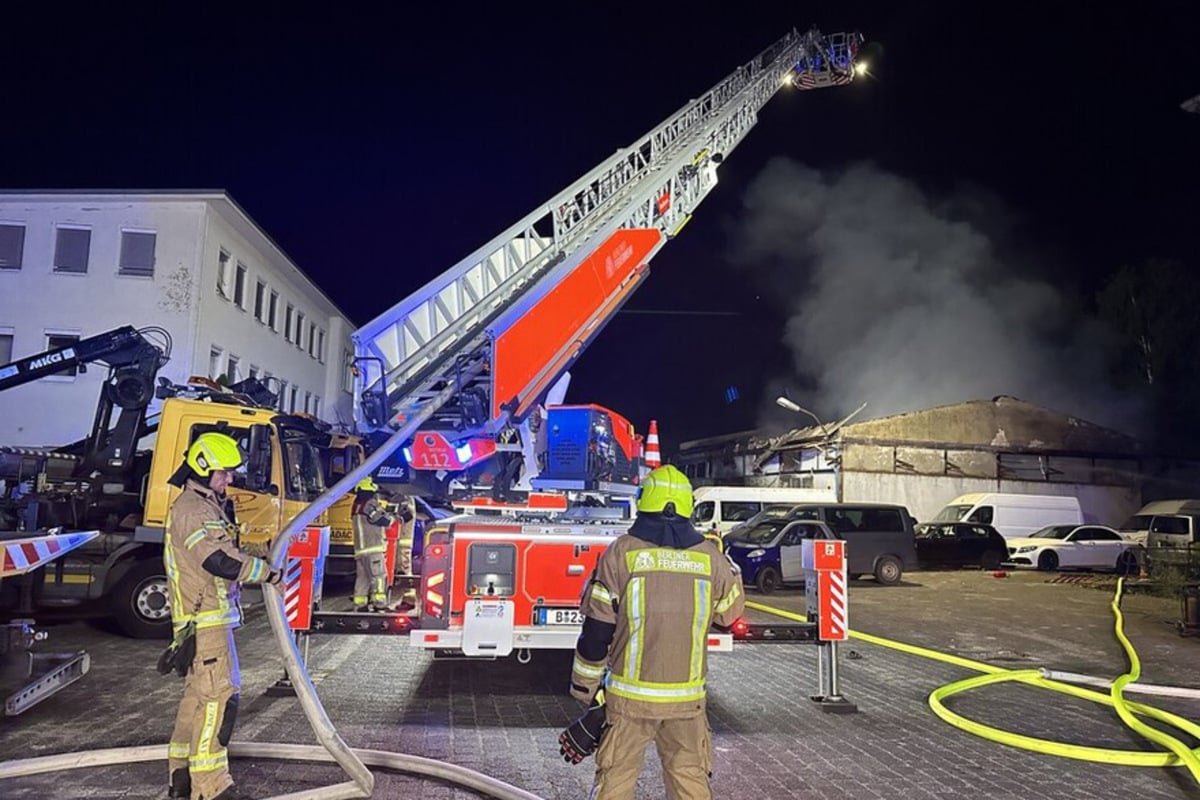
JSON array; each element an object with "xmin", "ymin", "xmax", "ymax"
[{"xmin": 748, "ymin": 576, "xmax": 1200, "ymax": 788}]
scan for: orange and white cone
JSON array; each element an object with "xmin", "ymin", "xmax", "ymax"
[{"xmin": 644, "ymin": 420, "xmax": 662, "ymax": 469}]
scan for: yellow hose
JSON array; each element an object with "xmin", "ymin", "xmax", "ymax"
[{"xmin": 745, "ymin": 583, "xmax": 1200, "ymax": 785}]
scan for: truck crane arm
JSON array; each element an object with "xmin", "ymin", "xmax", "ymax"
[{"xmin": 0, "ymin": 325, "xmax": 170, "ymax": 479}]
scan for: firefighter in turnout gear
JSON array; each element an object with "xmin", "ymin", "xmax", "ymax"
[
  {"xmin": 392, "ymin": 494, "xmax": 418, "ymax": 608},
  {"xmin": 570, "ymin": 464, "xmax": 745, "ymax": 799},
  {"xmin": 164, "ymin": 432, "xmax": 280, "ymax": 800},
  {"xmin": 351, "ymin": 476, "xmax": 395, "ymax": 611}
]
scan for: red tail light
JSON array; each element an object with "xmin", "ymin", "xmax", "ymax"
[
  {"xmin": 430, "ymin": 544, "xmax": 445, "ymax": 558},
  {"xmin": 424, "ymin": 570, "xmax": 446, "ymax": 618},
  {"xmin": 733, "ymin": 618, "xmax": 750, "ymax": 638}
]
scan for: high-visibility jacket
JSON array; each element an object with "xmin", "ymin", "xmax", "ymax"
[
  {"xmin": 571, "ymin": 530, "xmax": 744, "ymax": 718},
  {"xmin": 352, "ymin": 493, "xmax": 392, "ymax": 556},
  {"xmin": 164, "ymin": 480, "xmax": 270, "ymax": 634}
]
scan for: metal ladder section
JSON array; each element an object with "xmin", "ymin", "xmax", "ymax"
[{"xmin": 352, "ymin": 28, "xmax": 862, "ymax": 433}]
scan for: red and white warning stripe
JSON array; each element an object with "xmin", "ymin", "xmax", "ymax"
[
  {"xmin": 1, "ymin": 531, "xmax": 99, "ymax": 578},
  {"xmin": 818, "ymin": 568, "xmax": 848, "ymax": 641},
  {"xmin": 283, "ymin": 558, "xmax": 304, "ymax": 625}
]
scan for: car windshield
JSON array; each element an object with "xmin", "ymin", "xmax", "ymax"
[
  {"xmin": 1029, "ymin": 525, "xmax": 1075, "ymax": 539},
  {"xmin": 761, "ymin": 504, "xmax": 794, "ymax": 518},
  {"xmin": 692, "ymin": 501, "xmax": 715, "ymax": 524},
  {"xmin": 737, "ymin": 520, "xmax": 789, "ymax": 544},
  {"xmin": 933, "ymin": 504, "xmax": 973, "ymax": 522},
  {"xmin": 1119, "ymin": 514, "xmax": 1152, "ymax": 531}
]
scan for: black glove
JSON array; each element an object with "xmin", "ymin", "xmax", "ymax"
[
  {"xmin": 157, "ymin": 622, "xmax": 196, "ymax": 678},
  {"xmin": 558, "ymin": 690, "xmax": 607, "ymax": 764},
  {"xmin": 266, "ymin": 569, "xmax": 284, "ymax": 587}
]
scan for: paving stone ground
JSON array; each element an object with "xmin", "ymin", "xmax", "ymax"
[{"xmin": 1, "ymin": 569, "xmax": 1197, "ymax": 799}]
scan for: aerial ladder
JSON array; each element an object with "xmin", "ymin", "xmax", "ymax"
[{"xmin": 350, "ymin": 27, "xmax": 864, "ymax": 504}]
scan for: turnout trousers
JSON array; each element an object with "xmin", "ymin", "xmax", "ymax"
[
  {"xmin": 353, "ymin": 552, "xmax": 387, "ymax": 605},
  {"xmin": 169, "ymin": 626, "xmax": 241, "ymax": 800},
  {"xmin": 590, "ymin": 709, "xmax": 712, "ymax": 800}
]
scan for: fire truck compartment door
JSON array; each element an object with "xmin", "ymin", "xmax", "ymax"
[{"xmin": 462, "ymin": 599, "xmax": 515, "ymax": 656}]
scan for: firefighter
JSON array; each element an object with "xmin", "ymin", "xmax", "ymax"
[
  {"xmin": 351, "ymin": 476, "xmax": 394, "ymax": 611},
  {"xmin": 164, "ymin": 432, "xmax": 280, "ymax": 800},
  {"xmin": 570, "ymin": 464, "xmax": 745, "ymax": 799},
  {"xmin": 393, "ymin": 494, "xmax": 418, "ymax": 607}
]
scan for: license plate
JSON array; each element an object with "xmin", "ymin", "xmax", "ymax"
[{"xmin": 536, "ymin": 607, "xmax": 583, "ymax": 626}]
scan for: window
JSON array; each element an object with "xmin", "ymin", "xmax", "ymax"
[
  {"xmin": 43, "ymin": 331, "xmax": 81, "ymax": 378},
  {"xmin": 209, "ymin": 346, "xmax": 223, "ymax": 380},
  {"xmin": 317, "ymin": 329, "xmax": 326, "ymax": 363},
  {"xmin": 217, "ymin": 249, "xmax": 232, "ymax": 298},
  {"xmin": 295, "ymin": 312, "xmax": 305, "ymax": 348},
  {"xmin": 966, "ymin": 505, "xmax": 994, "ymax": 525},
  {"xmin": 248, "ymin": 364, "xmax": 260, "ymax": 380},
  {"xmin": 53, "ymin": 227, "xmax": 91, "ymax": 274},
  {"xmin": 0, "ymin": 327, "xmax": 13, "ymax": 364},
  {"xmin": 303, "ymin": 391, "xmax": 312, "ymax": 414},
  {"xmin": 253, "ymin": 280, "xmax": 266, "ymax": 322},
  {"xmin": 721, "ymin": 501, "xmax": 761, "ymax": 522},
  {"xmin": 277, "ymin": 380, "xmax": 289, "ymax": 412},
  {"xmin": 268, "ymin": 290, "xmax": 279, "ymax": 330},
  {"xmin": 0, "ymin": 224, "xmax": 24, "ymax": 270},
  {"xmin": 225, "ymin": 353, "xmax": 239, "ymax": 386},
  {"xmin": 308, "ymin": 322, "xmax": 317, "ymax": 357},
  {"xmin": 285, "ymin": 303, "xmax": 294, "ymax": 341},
  {"xmin": 341, "ymin": 349, "xmax": 354, "ymax": 393},
  {"xmin": 289, "ymin": 384, "xmax": 299, "ymax": 413},
  {"xmin": 118, "ymin": 230, "xmax": 156, "ymax": 277},
  {"xmin": 312, "ymin": 395, "xmax": 321, "ymax": 418},
  {"xmin": 233, "ymin": 262, "xmax": 247, "ymax": 308},
  {"xmin": 1151, "ymin": 516, "xmax": 1191, "ymax": 535}
]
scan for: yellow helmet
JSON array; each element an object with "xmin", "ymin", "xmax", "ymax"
[
  {"xmin": 186, "ymin": 432, "xmax": 243, "ymax": 477},
  {"xmin": 356, "ymin": 476, "xmax": 379, "ymax": 493},
  {"xmin": 636, "ymin": 464, "xmax": 694, "ymax": 518}
]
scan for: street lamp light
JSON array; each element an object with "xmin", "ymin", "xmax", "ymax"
[{"xmin": 775, "ymin": 396, "xmax": 828, "ymax": 435}]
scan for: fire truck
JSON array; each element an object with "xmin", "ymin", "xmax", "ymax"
[{"xmin": 310, "ymin": 27, "xmax": 865, "ymax": 658}]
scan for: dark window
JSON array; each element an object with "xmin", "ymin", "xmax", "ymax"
[
  {"xmin": 967, "ymin": 505, "xmax": 994, "ymax": 525},
  {"xmin": 268, "ymin": 290, "xmax": 279, "ymax": 330},
  {"xmin": 1151, "ymin": 516, "xmax": 1190, "ymax": 535},
  {"xmin": 118, "ymin": 231, "xmax": 156, "ymax": 276},
  {"xmin": 254, "ymin": 280, "xmax": 266, "ymax": 321},
  {"xmin": 234, "ymin": 263, "xmax": 247, "ymax": 308},
  {"xmin": 0, "ymin": 224, "xmax": 25, "ymax": 270},
  {"xmin": 53, "ymin": 228, "xmax": 90, "ymax": 273},
  {"xmin": 217, "ymin": 249, "xmax": 231, "ymax": 298},
  {"xmin": 721, "ymin": 501, "xmax": 761, "ymax": 522},
  {"xmin": 44, "ymin": 333, "xmax": 81, "ymax": 377},
  {"xmin": 0, "ymin": 332, "xmax": 13, "ymax": 363}
]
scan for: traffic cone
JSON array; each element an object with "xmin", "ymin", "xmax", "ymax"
[{"xmin": 644, "ymin": 420, "xmax": 662, "ymax": 469}]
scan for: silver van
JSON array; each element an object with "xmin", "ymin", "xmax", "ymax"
[
  {"xmin": 1119, "ymin": 500, "xmax": 1200, "ymax": 548},
  {"xmin": 781, "ymin": 503, "xmax": 918, "ymax": 585}
]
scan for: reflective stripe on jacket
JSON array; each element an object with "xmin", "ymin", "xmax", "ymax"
[
  {"xmin": 352, "ymin": 494, "xmax": 390, "ymax": 555},
  {"xmin": 572, "ymin": 532, "xmax": 744, "ymax": 718},
  {"xmin": 164, "ymin": 480, "xmax": 267, "ymax": 633}
]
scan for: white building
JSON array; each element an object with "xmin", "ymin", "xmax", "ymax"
[{"xmin": 0, "ymin": 191, "xmax": 357, "ymax": 447}]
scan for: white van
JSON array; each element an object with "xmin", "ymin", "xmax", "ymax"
[
  {"xmin": 1118, "ymin": 499, "xmax": 1200, "ymax": 547},
  {"xmin": 691, "ymin": 486, "xmax": 837, "ymax": 537},
  {"xmin": 931, "ymin": 493, "xmax": 1082, "ymax": 540}
]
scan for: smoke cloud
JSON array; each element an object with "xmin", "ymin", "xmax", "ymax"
[{"xmin": 730, "ymin": 159, "xmax": 1142, "ymax": 436}]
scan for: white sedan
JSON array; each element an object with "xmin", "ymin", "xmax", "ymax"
[{"xmin": 1005, "ymin": 524, "xmax": 1141, "ymax": 573}]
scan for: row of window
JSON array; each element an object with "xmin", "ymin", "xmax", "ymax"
[
  {"xmin": 0, "ymin": 222, "xmax": 157, "ymax": 277},
  {"xmin": 207, "ymin": 344, "xmax": 322, "ymax": 417},
  {"xmin": 215, "ymin": 249, "xmax": 326, "ymax": 364}
]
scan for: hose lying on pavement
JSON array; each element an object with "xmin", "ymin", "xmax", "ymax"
[
  {"xmin": 747, "ymin": 578, "xmax": 1200, "ymax": 788},
  {"xmin": 0, "ymin": 742, "xmax": 544, "ymax": 800}
]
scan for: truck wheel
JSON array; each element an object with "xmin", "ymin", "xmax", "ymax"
[
  {"xmin": 111, "ymin": 559, "xmax": 172, "ymax": 639},
  {"xmin": 756, "ymin": 567, "xmax": 781, "ymax": 594},
  {"xmin": 873, "ymin": 556, "xmax": 903, "ymax": 585}
]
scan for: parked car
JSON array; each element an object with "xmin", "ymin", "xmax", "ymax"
[
  {"xmin": 782, "ymin": 503, "xmax": 918, "ymax": 585},
  {"xmin": 1118, "ymin": 499, "xmax": 1200, "ymax": 546},
  {"xmin": 1004, "ymin": 524, "xmax": 1140, "ymax": 573},
  {"xmin": 914, "ymin": 522, "xmax": 1008, "ymax": 570},
  {"xmin": 690, "ymin": 485, "xmax": 836, "ymax": 538},
  {"xmin": 724, "ymin": 518, "xmax": 838, "ymax": 593}
]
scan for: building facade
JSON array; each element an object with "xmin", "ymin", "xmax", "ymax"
[
  {"xmin": 677, "ymin": 396, "xmax": 1200, "ymax": 526},
  {"xmin": 0, "ymin": 191, "xmax": 356, "ymax": 447}
]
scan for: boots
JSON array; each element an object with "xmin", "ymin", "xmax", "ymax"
[{"xmin": 168, "ymin": 768, "xmax": 190, "ymax": 798}]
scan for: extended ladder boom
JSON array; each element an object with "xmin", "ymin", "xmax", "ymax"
[{"xmin": 353, "ymin": 27, "xmax": 861, "ymax": 445}]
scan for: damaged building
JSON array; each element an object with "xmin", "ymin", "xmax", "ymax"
[{"xmin": 675, "ymin": 396, "xmax": 1200, "ymax": 524}]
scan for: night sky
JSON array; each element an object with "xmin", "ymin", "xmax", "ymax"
[{"xmin": 5, "ymin": 2, "xmax": 1199, "ymax": 454}]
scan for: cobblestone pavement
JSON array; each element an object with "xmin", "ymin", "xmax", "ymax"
[{"xmin": 1, "ymin": 570, "xmax": 1197, "ymax": 799}]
